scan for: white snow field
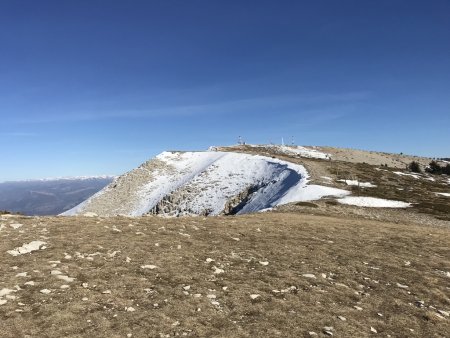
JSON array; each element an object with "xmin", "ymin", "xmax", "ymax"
[
  {"xmin": 337, "ymin": 179, "xmax": 377, "ymax": 188},
  {"xmin": 337, "ymin": 196, "xmax": 411, "ymax": 208},
  {"xmin": 63, "ymin": 151, "xmax": 348, "ymax": 217},
  {"xmin": 237, "ymin": 144, "xmax": 331, "ymax": 159}
]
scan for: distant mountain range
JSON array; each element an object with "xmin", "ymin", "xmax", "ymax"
[{"xmin": 0, "ymin": 176, "xmax": 114, "ymax": 216}]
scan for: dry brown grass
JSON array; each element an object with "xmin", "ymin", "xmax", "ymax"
[{"xmin": 1, "ymin": 212, "xmax": 449, "ymax": 337}]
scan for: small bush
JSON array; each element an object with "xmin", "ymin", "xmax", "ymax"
[
  {"xmin": 425, "ymin": 161, "xmax": 442, "ymax": 175},
  {"xmin": 443, "ymin": 164, "xmax": 450, "ymax": 175},
  {"xmin": 408, "ymin": 161, "xmax": 421, "ymax": 173}
]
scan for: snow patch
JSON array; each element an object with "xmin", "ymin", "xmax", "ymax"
[
  {"xmin": 337, "ymin": 180, "xmax": 377, "ymax": 188},
  {"xmin": 274, "ymin": 145, "xmax": 330, "ymax": 159},
  {"xmin": 338, "ymin": 197, "xmax": 411, "ymax": 208},
  {"xmin": 393, "ymin": 171, "xmax": 420, "ymax": 179}
]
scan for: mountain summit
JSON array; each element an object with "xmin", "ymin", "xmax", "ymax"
[{"xmin": 62, "ymin": 148, "xmax": 348, "ymax": 217}]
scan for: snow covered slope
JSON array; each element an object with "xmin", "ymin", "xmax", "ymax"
[{"xmin": 63, "ymin": 151, "xmax": 348, "ymax": 217}]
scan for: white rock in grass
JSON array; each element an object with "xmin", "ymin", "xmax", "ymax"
[
  {"xmin": 396, "ymin": 283, "xmax": 409, "ymax": 289},
  {"xmin": 370, "ymin": 327, "xmax": 377, "ymax": 333},
  {"xmin": 435, "ymin": 313, "xmax": 445, "ymax": 320},
  {"xmin": 108, "ymin": 251, "xmax": 120, "ymax": 258},
  {"xmin": 250, "ymin": 294, "xmax": 260, "ymax": 300},
  {"xmin": 205, "ymin": 258, "xmax": 214, "ymax": 263},
  {"xmin": 10, "ymin": 223, "xmax": 23, "ymax": 229},
  {"xmin": 141, "ymin": 265, "xmax": 157, "ymax": 270},
  {"xmin": 259, "ymin": 261, "xmax": 269, "ymax": 266},
  {"xmin": 0, "ymin": 299, "xmax": 7, "ymax": 305},
  {"xmin": 16, "ymin": 272, "xmax": 27, "ymax": 277},
  {"xmin": 337, "ymin": 316, "xmax": 346, "ymax": 321},
  {"xmin": 102, "ymin": 290, "xmax": 111, "ymax": 294},
  {"xmin": 57, "ymin": 275, "xmax": 75, "ymax": 282},
  {"xmin": 24, "ymin": 281, "xmax": 35, "ymax": 286},
  {"xmin": 354, "ymin": 306, "xmax": 363, "ymax": 311},
  {"xmin": 302, "ymin": 274, "xmax": 316, "ymax": 279},
  {"xmin": 126, "ymin": 257, "xmax": 131, "ymax": 263},
  {"xmin": 51, "ymin": 270, "xmax": 62, "ymax": 275},
  {"xmin": 308, "ymin": 332, "xmax": 318, "ymax": 337},
  {"xmin": 7, "ymin": 241, "xmax": 46, "ymax": 256},
  {"xmin": 40, "ymin": 289, "xmax": 51, "ymax": 294},
  {"xmin": 60, "ymin": 285, "xmax": 70, "ymax": 289},
  {"xmin": 323, "ymin": 327, "xmax": 334, "ymax": 336},
  {"xmin": 125, "ymin": 306, "xmax": 136, "ymax": 312},
  {"xmin": 182, "ymin": 285, "xmax": 191, "ymax": 291},
  {"xmin": 213, "ymin": 266, "xmax": 224, "ymax": 274},
  {"xmin": 438, "ymin": 310, "xmax": 449, "ymax": 317}
]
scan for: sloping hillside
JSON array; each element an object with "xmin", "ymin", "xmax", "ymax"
[{"xmin": 63, "ymin": 151, "xmax": 348, "ymax": 217}]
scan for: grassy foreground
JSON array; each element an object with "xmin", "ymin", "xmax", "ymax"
[{"xmin": 0, "ymin": 213, "xmax": 449, "ymax": 337}]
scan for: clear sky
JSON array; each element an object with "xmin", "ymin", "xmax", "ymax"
[{"xmin": 1, "ymin": 1, "xmax": 449, "ymax": 181}]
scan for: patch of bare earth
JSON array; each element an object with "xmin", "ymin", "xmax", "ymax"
[{"xmin": 0, "ymin": 213, "xmax": 449, "ymax": 337}]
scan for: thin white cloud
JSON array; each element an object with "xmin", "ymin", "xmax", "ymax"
[{"xmin": 9, "ymin": 90, "xmax": 371, "ymax": 124}]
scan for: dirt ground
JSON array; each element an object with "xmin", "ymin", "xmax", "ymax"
[{"xmin": 1, "ymin": 212, "xmax": 449, "ymax": 338}]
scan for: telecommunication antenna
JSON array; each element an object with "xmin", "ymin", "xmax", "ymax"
[
  {"xmin": 281, "ymin": 137, "xmax": 284, "ymax": 146},
  {"xmin": 238, "ymin": 136, "xmax": 242, "ymax": 145},
  {"xmin": 291, "ymin": 136, "xmax": 294, "ymax": 146}
]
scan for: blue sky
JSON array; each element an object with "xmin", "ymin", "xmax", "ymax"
[{"xmin": 1, "ymin": 1, "xmax": 449, "ymax": 181}]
